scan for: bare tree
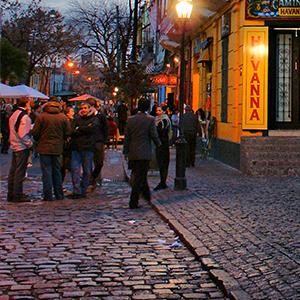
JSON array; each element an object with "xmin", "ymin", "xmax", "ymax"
[
  {"xmin": 1, "ymin": 0, "xmax": 81, "ymax": 86},
  {"xmin": 68, "ymin": 0, "xmax": 133, "ymax": 71}
]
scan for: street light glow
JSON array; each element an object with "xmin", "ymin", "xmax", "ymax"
[
  {"xmin": 176, "ymin": 0, "xmax": 193, "ymax": 19},
  {"xmin": 67, "ymin": 61, "xmax": 74, "ymax": 68}
]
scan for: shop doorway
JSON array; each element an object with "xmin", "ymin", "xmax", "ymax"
[{"xmin": 269, "ymin": 28, "xmax": 300, "ymax": 129}]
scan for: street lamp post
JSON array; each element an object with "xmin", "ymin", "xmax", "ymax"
[{"xmin": 174, "ymin": 0, "xmax": 193, "ymax": 190}]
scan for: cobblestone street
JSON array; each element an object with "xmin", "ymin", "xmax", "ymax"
[{"xmin": 0, "ymin": 150, "xmax": 226, "ymax": 300}]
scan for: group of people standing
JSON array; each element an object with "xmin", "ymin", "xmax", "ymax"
[
  {"xmin": 6, "ymin": 96, "xmax": 109, "ymax": 203},
  {"xmin": 4, "ymin": 94, "xmax": 204, "ymax": 209}
]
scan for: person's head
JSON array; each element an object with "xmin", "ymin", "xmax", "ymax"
[
  {"xmin": 60, "ymin": 99, "xmax": 66, "ymax": 107},
  {"xmin": 138, "ymin": 98, "xmax": 150, "ymax": 113},
  {"xmin": 17, "ymin": 96, "xmax": 29, "ymax": 108},
  {"xmin": 80, "ymin": 102, "xmax": 91, "ymax": 116},
  {"xmin": 86, "ymin": 97, "xmax": 96, "ymax": 107},
  {"xmin": 64, "ymin": 107, "xmax": 75, "ymax": 120},
  {"xmin": 185, "ymin": 105, "xmax": 192, "ymax": 112},
  {"xmin": 156, "ymin": 106, "xmax": 164, "ymax": 117},
  {"xmin": 5, "ymin": 103, "xmax": 13, "ymax": 112},
  {"xmin": 49, "ymin": 96, "xmax": 59, "ymax": 103}
]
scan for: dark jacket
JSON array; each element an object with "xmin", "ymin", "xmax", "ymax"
[
  {"xmin": 70, "ymin": 108, "xmax": 100, "ymax": 152},
  {"xmin": 123, "ymin": 112, "xmax": 161, "ymax": 161},
  {"xmin": 182, "ymin": 111, "xmax": 201, "ymax": 135},
  {"xmin": 31, "ymin": 102, "xmax": 71, "ymax": 155},
  {"xmin": 93, "ymin": 109, "xmax": 109, "ymax": 142},
  {"xmin": 117, "ymin": 103, "xmax": 128, "ymax": 121}
]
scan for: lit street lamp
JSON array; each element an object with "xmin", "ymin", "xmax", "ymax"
[{"xmin": 174, "ymin": 0, "xmax": 193, "ymax": 190}]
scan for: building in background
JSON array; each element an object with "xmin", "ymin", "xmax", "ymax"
[{"xmin": 137, "ymin": 0, "xmax": 300, "ymax": 175}]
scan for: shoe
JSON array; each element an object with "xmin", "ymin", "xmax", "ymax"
[
  {"xmin": 67, "ymin": 192, "xmax": 82, "ymax": 199},
  {"xmin": 154, "ymin": 183, "xmax": 168, "ymax": 191},
  {"xmin": 129, "ymin": 200, "xmax": 140, "ymax": 209},
  {"xmin": 129, "ymin": 203, "xmax": 140, "ymax": 209},
  {"xmin": 10, "ymin": 196, "xmax": 31, "ymax": 203},
  {"xmin": 27, "ymin": 163, "xmax": 33, "ymax": 168}
]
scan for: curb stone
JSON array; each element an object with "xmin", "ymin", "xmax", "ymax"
[{"xmin": 150, "ymin": 193, "xmax": 252, "ymax": 300}]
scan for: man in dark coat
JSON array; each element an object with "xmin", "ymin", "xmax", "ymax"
[
  {"xmin": 31, "ymin": 97, "xmax": 71, "ymax": 201},
  {"xmin": 123, "ymin": 98, "xmax": 161, "ymax": 209},
  {"xmin": 182, "ymin": 105, "xmax": 201, "ymax": 167},
  {"xmin": 68, "ymin": 102, "xmax": 100, "ymax": 199}
]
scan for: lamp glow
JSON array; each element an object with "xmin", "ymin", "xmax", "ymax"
[{"xmin": 176, "ymin": 0, "xmax": 193, "ymax": 19}]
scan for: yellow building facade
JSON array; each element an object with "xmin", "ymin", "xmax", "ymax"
[{"xmin": 190, "ymin": 0, "xmax": 300, "ymax": 174}]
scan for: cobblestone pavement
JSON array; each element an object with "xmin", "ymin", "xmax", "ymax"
[
  {"xmin": 148, "ymin": 150, "xmax": 300, "ymax": 300},
  {"xmin": 0, "ymin": 150, "xmax": 227, "ymax": 300}
]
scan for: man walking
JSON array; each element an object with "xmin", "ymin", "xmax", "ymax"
[
  {"xmin": 123, "ymin": 98, "xmax": 161, "ymax": 209},
  {"xmin": 182, "ymin": 105, "xmax": 201, "ymax": 167},
  {"xmin": 7, "ymin": 96, "xmax": 33, "ymax": 202},
  {"xmin": 31, "ymin": 97, "xmax": 71, "ymax": 201},
  {"xmin": 68, "ymin": 101, "xmax": 100, "ymax": 199}
]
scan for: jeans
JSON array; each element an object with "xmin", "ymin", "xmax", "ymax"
[
  {"xmin": 40, "ymin": 154, "xmax": 64, "ymax": 201},
  {"xmin": 71, "ymin": 150, "xmax": 94, "ymax": 195},
  {"xmin": 7, "ymin": 149, "xmax": 29, "ymax": 200}
]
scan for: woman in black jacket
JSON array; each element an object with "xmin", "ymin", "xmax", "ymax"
[{"xmin": 154, "ymin": 106, "xmax": 171, "ymax": 191}]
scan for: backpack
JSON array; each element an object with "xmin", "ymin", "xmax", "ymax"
[{"xmin": 14, "ymin": 109, "xmax": 28, "ymax": 133}]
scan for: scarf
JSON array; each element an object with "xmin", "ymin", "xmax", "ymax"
[{"xmin": 155, "ymin": 113, "xmax": 172, "ymax": 137}]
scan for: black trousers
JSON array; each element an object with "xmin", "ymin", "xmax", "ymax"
[
  {"xmin": 90, "ymin": 141, "xmax": 105, "ymax": 184},
  {"xmin": 129, "ymin": 160, "xmax": 150, "ymax": 205},
  {"xmin": 184, "ymin": 133, "xmax": 197, "ymax": 167},
  {"xmin": 156, "ymin": 145, "xmax": 170, "ymax": 185}
]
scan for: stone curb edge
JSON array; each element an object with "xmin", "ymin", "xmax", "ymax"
[{"xmin": 150, "ymin": 196, "xmax": 252, "ymax": 300}]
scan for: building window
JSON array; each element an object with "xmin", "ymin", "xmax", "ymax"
[
  {"xmin": 276, "ymin": 33, "xmax": 292, "ymax": 122},
  {"xmin": 221, "ymin": 36, "xmax": 228, "ymax": 122}
]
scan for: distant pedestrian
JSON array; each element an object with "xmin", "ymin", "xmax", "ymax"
[
  {"xmin": 7, "ymin": 96, "xmax": 33, "ymax": 202},
  {"xmin": 123, "ymin": 98, "xmax": 161, "ymax": 209},
  {"xmin": 170, "ymin": 108, "xmax": 179, "ymax": 146},
  {"xmin": 68, "ymin": 102, "xmax": 100, "ymax": 199},
  {"xmin": 117, "ymin": 100, "xmax": 128, "ymax": 135},
  {"xmin": 85, "ymin": 98, "xmax": 109, "ymax": 191},
  {"xmin": 182, "ymin": 105, "xmax": 201, "ymax": 167},
  {"xmin": 31, "ymin": 97, "xmax": 71, "ymax": 201},
  {"xmin": 1, "ymin": 103, "xmax": 13, "ymax": 154},
  {"xmin": 154, "ymin": 106, "xmax": 171, "ymax": 191}
]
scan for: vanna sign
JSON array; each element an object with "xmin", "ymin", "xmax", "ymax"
[
  {"xmin": 242, "ymin": 27, "xmax": 268, "ymax": 130},
  {"xmin": 246, "ymin": 0, "xmax": 300, "ymax": 19}
]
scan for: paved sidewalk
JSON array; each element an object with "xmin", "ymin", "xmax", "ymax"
[{"xmin": 146, "ymin": 150, "xmax": 300, "ymax": 300}]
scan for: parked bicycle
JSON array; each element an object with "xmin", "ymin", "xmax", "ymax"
[{"xmin": 201, "ymin": 116, "xmax": 215, "ymax": 159}]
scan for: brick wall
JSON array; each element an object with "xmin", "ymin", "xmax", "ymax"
[{"xmin": 240, "ymin": 136, "xmax": 300, "ymax": 176}]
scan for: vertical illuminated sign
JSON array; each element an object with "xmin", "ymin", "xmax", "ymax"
[{"xmin": 243, "ymin": 27, "xmax": 268, "ymax": 130}]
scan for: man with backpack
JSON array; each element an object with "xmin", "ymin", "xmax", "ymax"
[{"xmin": 7, "ymin": 96, "xmax": 33, "ymax": 202}]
